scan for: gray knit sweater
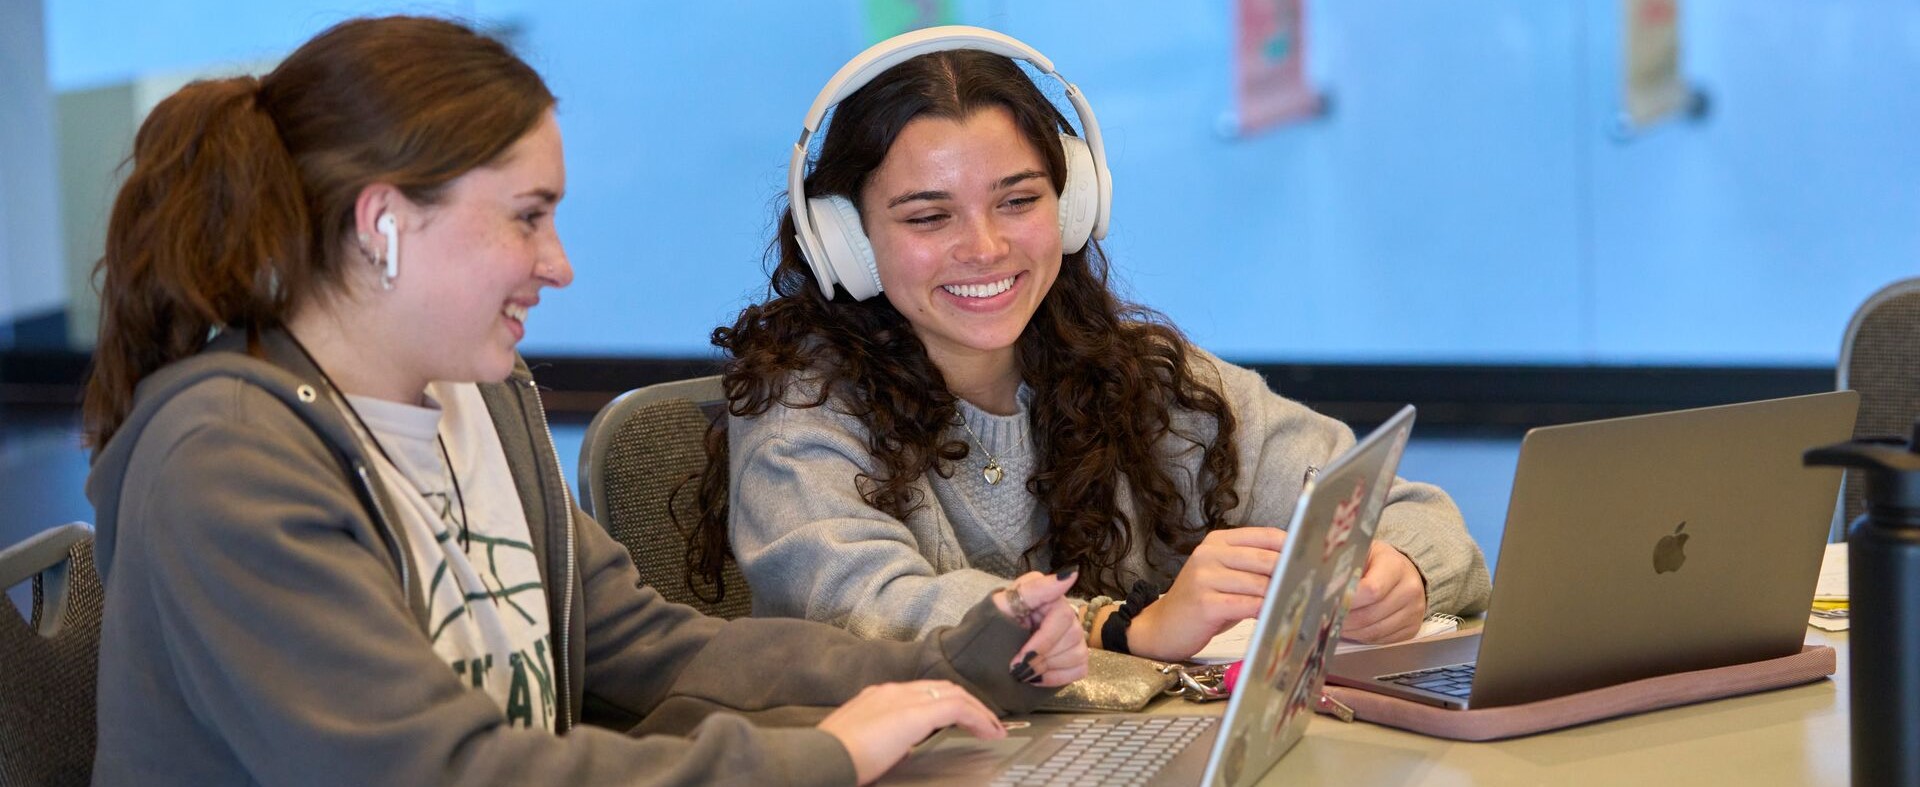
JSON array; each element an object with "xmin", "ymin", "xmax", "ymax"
[{"xmin": 728, "ymin": 348, "xmax": 1492, "ymax": 640}]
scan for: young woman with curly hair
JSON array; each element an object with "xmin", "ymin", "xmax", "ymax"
[{"xmin": 696, "ymin": 28, "xmax": 1490, "ymax": 662}]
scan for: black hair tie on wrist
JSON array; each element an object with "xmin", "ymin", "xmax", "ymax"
[{"xmin": 1100, "ymin": 579, "xmax": 1163, "ymax": 656}]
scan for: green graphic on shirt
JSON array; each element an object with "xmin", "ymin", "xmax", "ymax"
[
  {"xmin": 472, "ymin": 532, "xmax": 540, "ymax": 626},
  {"xmin": 402, "ymin": 443, "xmax": 552, "ymax": 729},
  {"xmin": 506, "ymin": 652, "xmax": 534, "ymax": 727},
  {"xmin": 443, "ymin": 630, "xmax": 558, "ymax": 727},
  {"xmin": 432, "ymin": 604, "xmax": 470, "ymax": 643},
  {"xmin": 451, "ymin": 654, "xmax": 494, "ymax": 689},
  {"xmin": 528, "ymin": 638, "xmax": 555, "ymax": 715},
  {"xmin": 419, "ymin": 501, "xmax": 543, "ymax": 646},
  {"xmin": 425, "ymin": 491, "xmax": 466, "ymax": 546}
]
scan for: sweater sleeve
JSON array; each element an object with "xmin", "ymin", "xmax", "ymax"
[
  {"xmin": 100, "ymin": 380, "xmax": 1042, "ymax": 787},
  {"xmin": 727, "ymin": 404, "xmax": 1010, "ymax": 640},
  {"xmin": 1206, "ymin": 354, "xmax": 1493, "ymax": 615}
]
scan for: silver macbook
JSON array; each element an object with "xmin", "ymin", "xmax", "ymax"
[
  {"xmin": 880, "ymin": 406, "xmax": 1416, "ymax": 786},
  {"xmin": 1327, "ymin": 391, "xmax": 1857, "ymax": 710}
]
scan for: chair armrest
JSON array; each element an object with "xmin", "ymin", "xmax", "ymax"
[
  {"xmin": 0, "ymin": 522, "xmax": 92, "ymax": 591},
  {"xmin": 2, "ymin": 522, "xmax": 94, "ymax": 637}
]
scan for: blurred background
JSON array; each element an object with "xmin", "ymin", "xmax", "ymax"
[{"xmin": 5, "ymin": 0, "xmax": 1915, "ymax": 571}]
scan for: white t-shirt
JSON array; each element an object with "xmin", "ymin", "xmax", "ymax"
[{"xmin": 343, "ymin": 382, "xmax": 557, "ymax": 732}]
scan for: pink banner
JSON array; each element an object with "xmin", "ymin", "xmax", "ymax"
[
  {"xmin": 1235, "ymin": 0, "xmax": 1320, "ymax": 135},
  {"xmin": 1622, "ymin": 0, "xmax": 1686, "ymax": 128}
]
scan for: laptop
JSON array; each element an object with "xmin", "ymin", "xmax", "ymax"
[
  {"xmin": 1327, "ymin": 391, "xmax": 1857, "ymax": 710},
  {"xmin": 880, "ymin": 406, "xmax": 1416, "ymax": 787}
]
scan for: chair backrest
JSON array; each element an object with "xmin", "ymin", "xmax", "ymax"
[
  {"xmin": 578, "ymin": 376, "xmax": 753, "ymax": 619},
  {"xmin": 0, "ymin": 522, "xmax": 101, "ymax": 787},
  {"xmin": 1835, "ymin": 276, "xmax": 1920, "ymax": 541}
]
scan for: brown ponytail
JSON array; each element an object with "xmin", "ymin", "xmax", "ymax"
[
  {"xmin": 83, "ymin": 16, "xmax": 554, "ymax": 448},
  {"xmin": 84, "ymin": 77, "xmax": 308, "ymax": 448}
]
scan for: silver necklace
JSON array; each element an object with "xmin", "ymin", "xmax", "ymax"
[{"xmin": 954, "ymin": 417, "xmax": 1006, "ymax": 485}]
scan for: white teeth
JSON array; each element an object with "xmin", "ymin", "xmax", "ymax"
[
  {"xmin": 503, "ymin": 303, "xmax": 529, "ymax": 322},
  {"xmin": 941, "ymin": 276, "xmax": 1016, "ymax": 299}
]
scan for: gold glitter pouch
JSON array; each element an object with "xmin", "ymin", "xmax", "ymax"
[{"xmin": 1038, "ymin": 650, "xmax": 1180, "ymax": 712}]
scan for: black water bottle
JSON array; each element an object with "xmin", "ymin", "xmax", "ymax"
[{"xmin": 1806, "ymin": 423, "xmax": 1920, "ymax": 787}]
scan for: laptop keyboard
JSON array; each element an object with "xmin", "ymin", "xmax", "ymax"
[
  {"xmin": 990, "ymin": 716, "xmax": 1216, "ymax": 787},
  {"xmin": 1380, "ymin": 662, "xmax": 1477, "ymax": 698}
]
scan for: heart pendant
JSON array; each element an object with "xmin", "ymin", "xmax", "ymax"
[{"xmin": 983, "ymin": 461, "xmax": 1005, "ymax": 486}]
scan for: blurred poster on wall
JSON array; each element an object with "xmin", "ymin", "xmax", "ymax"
[
  {"xmin": 1233, "ymin": 0, "xmax": 1320, "ymax": 136},
  {"xmin": 1622, "ymin": 0, "xmax": 1687, "ymax": 129},
  {"xmin": 865, "ymin": 0, "xmax": 956, "ymax": 43}
]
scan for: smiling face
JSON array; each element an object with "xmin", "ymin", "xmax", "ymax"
[
  {"xmin": 860, "ymin": 105, "xmax": 1063, "ymax": 389},
  {"xmin": 386, "ymin": 110, "xmax": 571, "ymax": 387}
]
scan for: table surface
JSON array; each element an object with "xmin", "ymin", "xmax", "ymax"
[{"xmin": 1141, "ymin": 627, "xmax": 1850, "ymax": 786}]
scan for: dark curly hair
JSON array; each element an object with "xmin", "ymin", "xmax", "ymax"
[{"xmin": 689, "ymin": 48, "xmax": 1240, "ymax": 600}]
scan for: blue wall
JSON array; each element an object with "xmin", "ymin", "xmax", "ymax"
[{"xmin": 44, "ymin": 0, "xmax": 1920, "ymax": 364}]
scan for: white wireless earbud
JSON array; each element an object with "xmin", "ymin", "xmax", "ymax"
[{"xmin": 375, "ymin": 213, "xmax": 399, "ymax": 289}]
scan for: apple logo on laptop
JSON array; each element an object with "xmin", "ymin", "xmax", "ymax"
[{"xmin": 1653, "ymin": 521, "xmax": 1689, "ymax": 574}]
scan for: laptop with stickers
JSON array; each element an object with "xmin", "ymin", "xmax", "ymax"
[{"xmin": 879, "ymin": 406, "xmax": 1415, "ymax": 787}]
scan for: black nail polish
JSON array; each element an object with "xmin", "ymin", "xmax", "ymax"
[
  {"xmin": 1010, "ymin": 663, "xmax": 1034, "ymax": 682},
  {"xmin": 1025, "ymin": 672, "xmax": 1044, "ymax": 685},
  {"xmin": 1055, "ymin": 566, "xmax": 1076, "ymax": 580},
  {"xmin": 1022, "ymin": 650, "xmax": 1037, "ymax": 665}
]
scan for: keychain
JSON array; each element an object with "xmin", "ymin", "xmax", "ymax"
[
  {"xmin": 1164, "ymin": 660, "xmax": 1357, "ymax": 721},
  {"xmin": 1161, "ymin": 662, "xmax": 1233, "ymax": 703}
]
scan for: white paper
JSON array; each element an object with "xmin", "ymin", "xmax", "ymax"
[
  {"xmin": 1815, "ymin": 541, "xmax": 1848, "ymax": 601},
  {"xmin": 1189, "ymin": 613, "xmax": 1460, "ymax": 664},
  {"xmin": 1808, "ymin": 614, "xmax": 1849, "ymax": 632},
  {"xmin": 1189, "ymin": 619, "xmax": 1259, "ymax": 664}
]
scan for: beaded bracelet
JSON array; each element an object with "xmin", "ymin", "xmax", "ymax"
[{"xmin": 1079, "ymin": 595, "xmax": 1114, "ymax": 644}]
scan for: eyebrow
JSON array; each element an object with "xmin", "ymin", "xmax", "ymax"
[
  {"xmin": 884, "ymin": 169, "xmax": 1048, "ymax": 208},
  {"xmin": 517, "ymin": 188, "xmax": 563, "ymax": 204}
]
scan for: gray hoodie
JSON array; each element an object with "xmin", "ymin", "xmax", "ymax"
[{"xmin": 85, "ymin": 328, "xmax": 1049, "ymax": 786}]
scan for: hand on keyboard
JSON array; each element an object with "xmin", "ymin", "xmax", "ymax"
[{"xmin": 820, "ymin": 679, "xmax": 1005, "ymax": 785}]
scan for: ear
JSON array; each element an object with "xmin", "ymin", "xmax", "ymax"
[{"xmin": 351, "ymin": 183, "xmax": 409, "ymax": 248}]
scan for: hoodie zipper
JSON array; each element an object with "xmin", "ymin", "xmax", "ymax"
[{"xmin": 524, "ymin": 377, "xmax": 577, "ymax": 732}]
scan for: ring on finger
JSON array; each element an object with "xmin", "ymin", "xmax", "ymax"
[{"xmin": 1003, "ymin": 586, "xmax": 1034, "ymax": 621}]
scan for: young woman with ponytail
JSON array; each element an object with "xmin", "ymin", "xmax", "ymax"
[{"xmin": 82, "ymin": 16, "xmax": 1083, "ymax": 786}]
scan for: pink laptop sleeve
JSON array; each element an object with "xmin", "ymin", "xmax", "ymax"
[{"xmin": 1318, "ymin": 645, "xmax": 1836, "ymax": 741}]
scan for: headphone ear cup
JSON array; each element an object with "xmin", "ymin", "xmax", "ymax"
[
  {"xmin": 807, "ymin": 195, "xmax": 883, "ymax": 301},
  {"xmin": 1057, "ymin": 133, "xmax": 1097, "ymax": 253}
]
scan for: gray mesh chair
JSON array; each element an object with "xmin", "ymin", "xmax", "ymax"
[
  {"xmin": 1835, "ymin": 277, "xmax": 1920, "ymax": 541},
  {"xmin": 1, "ymin": 523, "xmax": 101, "ymax": 787},
  {"xmin": 578, "ymin": 376, "xmax": 752, "ymax": 619}
]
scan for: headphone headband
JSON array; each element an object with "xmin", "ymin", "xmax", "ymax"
[
  {"xmin": 800, "ymin": 27, "xmax": 1055, "ymax": 133},
  {"xmin": 789, "ymin": 25, "xmax": 1112, "ymax": 300}
]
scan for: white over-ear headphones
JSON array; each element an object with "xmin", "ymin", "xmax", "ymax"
[
  {"xmin": 375, "ymin": 212, "xmax": 399, "ymax": 290},
  {"xmin": 788, "ymin": 26, "xmax": 1113, "ymax": 301}
]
